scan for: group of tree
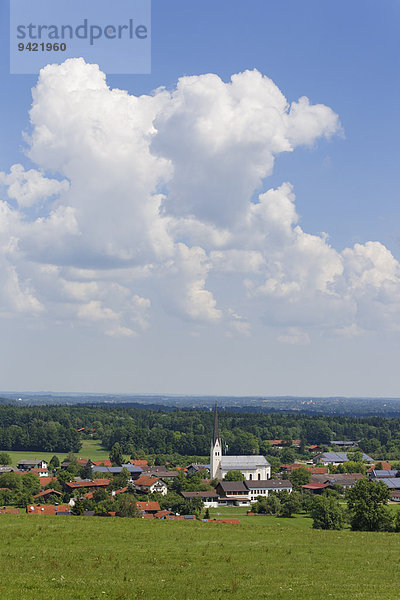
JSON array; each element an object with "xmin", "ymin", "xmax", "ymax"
[
  {"xmin": 252, "ymin": 479, "xmax": 400, "ymax": 533},
  {"xmin": 4, "ymin": 403, "xmax": 400, "ymax": 460}
]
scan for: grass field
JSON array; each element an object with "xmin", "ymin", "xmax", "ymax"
[
  {"xmin": 1, "ymin": 439, "xmax": 111, "ymax": 465},
  {"xmin": 1, "ymin": 513, "xmax": 400, "ymax": 599}
]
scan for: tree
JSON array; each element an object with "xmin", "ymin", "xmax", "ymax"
[
  {"xmin": 22, "ymin": 473, "xmax": 41, "ymax": 495},
  {"xmin": 224, "ymin": 470, "xmax": 245, "ymax": 482},
  {"xmin": 309, "ymin": 495, "xmax": 344, "ymax": 530},
  {"xmin": 109, "ymin": 442, "xmax": 123, "ymax": 466},
  {"xmin": 71, "ymin": 498, "xmax": 84, "ymax": 516},
  {"xmin": 278, "ymin": 490, "xmax": 301, "ymax": 518},
  {"xmin": 289, "ymin": 467, "xmax": 311, "ymax": 490},
  {"xmin": 116, "ymin": 495, "xmax": 141, "ymax": 518},
  {"xmin": 49, "ymin": 455, "xmax": 60, "ymax": 469},
  {"xmin": 81, "ymin": 462, "xmax": 93, "ymax": 480},
  {"xmin": 0, "ymin": 451, "xmax": 11, "ymax": 465},
  {"xmin": 281, "ymin": 448, "xmax": 296, "ymax": 465},
  {"xmin": 346, "ymin": 479, "xmax": 393, "ymax": 531},
  {"xmin": 204, "ymin": 508, "xmax": 210, "ymax": 519}
]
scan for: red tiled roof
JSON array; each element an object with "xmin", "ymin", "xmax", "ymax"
[
  {"xmin": 154, "ymin": 510, "xmax": 173, "ymax": 518},
  {"xmin": 142, "ymin": 514, "xmax": 154, "ymax": 519},
  {"xmin": 0, "ymin": 508, "xmax": 19, "ymax": 514},
  {"xmin": 129, "ymin": 460, "xmax": 148, "ymax": 467},
  {"xmin": 207, "ymin": 519, "xmax": 240, "ymax": 524},
  {"xmin": 27, "ymin": 504, "xmax": 70, "ymax": 515},
  {"xmin": 136, "ymin": 501, "xmax": 160, "ymax": 512},
  {"xmin": 91, "ymin": 460, "xmax": 113, "ymax": 467},
  {"xmin": 29, "ymin": 468, "xmax": 49, "ymax": 475},
  {"xmin": 39, "ymin": 476, "xmax": 57, "ymax": 488},
  {"xmin": 33, "ymin": 489, "xmax": 62, "ymax": 499},
  {"xmin": 64, "ymin": 479, "xmax": 109, "ymax": 489},
  {"xmin": 134, "ymin": 475, "xmax": 160, "ymax": 487},
  {"xmin": 302, "ymin": 482, "xmax": 329, "ymax": 490},
  {"xmin": 113, "ymin": 487, "xmax": 128, "ymax": 495},
  {"xmin": 281, "ymin": 464, "xmax": 327, "ymax": 474}
]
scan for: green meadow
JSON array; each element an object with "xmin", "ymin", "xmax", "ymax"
[
  {"xmin": 1, "ymin": 513, "xmax": 400, "ymax": 600},
  {"xmin": 2, "ymin": 439, "xmax": 110, "ymax": 465}
]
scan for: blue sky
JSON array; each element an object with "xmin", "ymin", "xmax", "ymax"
[{"xmin": 0, "ymin": 1, "xmax": 400, "ymax": 396}]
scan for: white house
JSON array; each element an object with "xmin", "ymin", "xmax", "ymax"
[
  {"xmin": 180, "ymin": 491, "xmax": 219, "ymax": 508},
  {"xmin": 246, "ymin": 479, "xmax": 292, "ymax": 502},
  {"xmin": 133, "ymin": 475, "xmax": 168, "ymax": 495},
  {"xmin": 17, "ymin": 459, "xmax": 48, "ymax": 471},
  {"xmin": 313, "ymin": 452, "xmax": 373, "ymax": 466},
  {"xmin": 210, "ymin": 404, "xmax": 271, "ymax": 480}
]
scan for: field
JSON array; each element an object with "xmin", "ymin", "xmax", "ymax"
[
  {"xmin": 1, "ymin": 439, "xmax": 110, "ymax": 465},
  {"xmin": 1, "ymin": 513, "xmax": 400, "ymax": 599}
]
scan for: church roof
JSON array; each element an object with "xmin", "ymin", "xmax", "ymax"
[{"xmin": 221, "ymin": 455, "xmax": 270, "ymax": 469}]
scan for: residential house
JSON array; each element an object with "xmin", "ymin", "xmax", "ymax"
[
  {"xmin": 375, "ymin": 478, "xmax": 400, "ymax": 491},
  {"xmin": 91, "ymin": 465, "xmax": 143, "ymax": 482},
  {"xmin": 136, "ymin": 501, "xmax": 161, "ymax": 515},
  {"xmin": 369, "ymin": 469, "xmax": 399, "ymax": 479},
  {"xmin": 29, "ymin": 467, "xmax": 49, "ymax": 478},
  {"xmin": 307, "ymin": 445, "xmax": 323, "ymax": 453},
  {"xmin": 27, "ymin": 503, "xmax": 70, "ymax": 515},
  {"xmin": 133, "ymin": 475, "xmax": 168, "ymax": 495},
  {"xmin": 17, "ymin": 459, "xmax": 47, "ymax": 471},
  {"xmin": 280, "ymin": 464, "xmax": 328, "ymax": 475},
  {"xmin": 128, "ymin": 460, "xmax": 148, "ymax": 467},
  {"xmin": 33, "ymin": 489, "xmax": 62, "ymax": 501},
  {"xmin": 330, "ymin": 440, "xmax": 359, "ymax": 448},
  {"xmin": 63, "ymin": 479, "xmax": 110, "ymax": 492},
  {"xmin": 310, "ymin": 473, "xmax": 365, "ymax": 489},
  {"xmin": 246, "ymin": 479, "xmax": 292, "ymax": 502},
  {"xmin": 39, "ymin": 476, "xmax": 58, "ymax": 489},
  {"xmin": 302, "ymin": 482, "xmax": 330, "ymax": 494},
  {"xmin": 180, "ymin": 491, "xmax": 219, "ymax": 508},
  {"xmin": 186, "ymin": 464, "xmax": 210, "ymax": 476},
  {"xmin": 141, "ymin": 466, "xmax": 180, "ymax": 481},
  {"xmin": 91, "ymin": 460, "xmax": 113, "ymax": 468},
  {"xmin": 215, "ymin": 481, "xmax": 251, "ymax": 506},
  {"xmin": 313, "ymin": 452, "xmax": 373, "ymax": 466}
]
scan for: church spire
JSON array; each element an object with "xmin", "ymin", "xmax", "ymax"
[{"xmin": 212, "ymin": 402, "xmax": 220, "ymax": 445}]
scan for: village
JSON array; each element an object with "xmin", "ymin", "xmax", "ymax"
[{"xmin": 1, "ymin": 406, "xmax": 399, "ymax": 524}]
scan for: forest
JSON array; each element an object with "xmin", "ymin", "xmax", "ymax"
[{"xmin": 1, "ymin": 404, "xmax": 400, "ymax": 459}]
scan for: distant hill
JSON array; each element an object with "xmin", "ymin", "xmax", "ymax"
[
  {"xmin": 2, "ymin": 392, "xmax": 400, "ymax": 417},
  {"xmin": 0, "ymin": 396, "xmax": 15, "ymax": 406}
]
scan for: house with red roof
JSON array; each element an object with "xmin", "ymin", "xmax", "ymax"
[
  {"xmin": 133, "ymin": 475, "xmax": 167, "ymax": 495},
  {"xmin": 63, "ymin": 479, "xmax": 110, "ymax": 492},
  {"xmin": 91, "ymin": 460, "xmax": 113, "ymax": 468},
  {"xmin": 136, "ymin": 501, "xmax": 161, "ymax": 514},
  {"xmin": 39, "ymin": 476, "xmax": 58, "ymax": 488},
  {"xmin": 27, "ymin": 503, "xmax": 70, "ymax": 515},
  {"xmin": 128, "ymin": 460, "xmax": 148, "ymax": 467},
  {"xmin": 33, "ymin": 489, "xmax": 62, "ymax": 501}
]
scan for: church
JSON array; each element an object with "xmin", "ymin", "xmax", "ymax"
[{"xmin": 210, "ymin": 405, "xmax": 271, "ymax": 481}]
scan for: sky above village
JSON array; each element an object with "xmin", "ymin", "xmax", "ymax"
[{"xmin": 0, "ymin": 0, "xmax": 400, "ymax": 396}]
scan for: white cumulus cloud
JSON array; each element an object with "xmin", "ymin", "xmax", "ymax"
[{"xmin": 0, "ymin": 58, "xmax": 398, "ymax": 343}]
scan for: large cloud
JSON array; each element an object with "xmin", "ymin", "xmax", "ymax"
[{"xmin": 0, "ymin": 58, "xmax": 398, "ymax": 341}]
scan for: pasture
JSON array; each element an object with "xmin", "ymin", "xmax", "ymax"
[
  {"xmin": 1, "ymin": 439, "xmax": 110, "ymax": 465},
  {"xmin": 0, "ymin": 512, "xmax": 399, "ymax": 599}
]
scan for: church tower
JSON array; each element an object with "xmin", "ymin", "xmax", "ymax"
[{"xmin": 210, "ymin": 403, "xmax": 222, "ymax": 479}]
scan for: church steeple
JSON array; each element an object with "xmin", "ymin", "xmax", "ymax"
[{"xmin": 210, "ymin": 402, "xmax": 222, "ymax": 479}]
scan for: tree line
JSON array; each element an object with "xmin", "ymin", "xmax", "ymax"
[{"xmin": 2, "ymin": 404, "xmax": 400, "ymax": 457}]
